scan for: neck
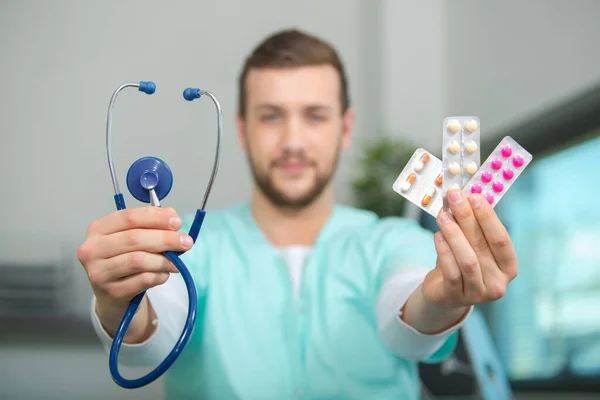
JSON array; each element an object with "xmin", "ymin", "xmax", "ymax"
[{"xmin": 250, "ymin": 185, "xmax": 334, "ymax": 247}]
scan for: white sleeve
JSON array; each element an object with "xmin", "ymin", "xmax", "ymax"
[
  {"xmin": 90, "ymin": 272, "xmax": 188, "ymax": 367},
  {"xmin": 376, "ymin": 267, "xmax": 473, "ymax": 361}
]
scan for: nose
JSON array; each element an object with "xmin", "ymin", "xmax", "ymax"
[{"xmin": 281, "ymin": 115, "xmax": 305, "ymax": 153}]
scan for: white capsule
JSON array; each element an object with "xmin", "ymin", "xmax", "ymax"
[
  {"xmin": 421, "ymin": 186, "xmax": 436, "ymax": 206},
  {"xmin": 414, "ymin": 153, "xmax": 430, "ymax": 172}
]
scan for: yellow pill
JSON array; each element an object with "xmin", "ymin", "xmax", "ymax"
[
  {"xmin": 466, "ymin": 162, "xmax": 478, "ymax": 175},
  {"xmin": 465, "ymin": 119, "xmax": 478, "ymax": 132},
  {"xmin": 447, "ymin": 141, "xmax": 461, "ymax": 154},
  {"xmin": 465, "ymin": 140, "xmax": 478, "ymax": 153},
  {"xmin": 448, "ymin": 162, "xmax": 460, "ymax": 175},
  {"xmin": 447, "ymin": 120, "xmax": 461, "ymax": 133}
]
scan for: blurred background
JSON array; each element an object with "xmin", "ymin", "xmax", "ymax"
[{"xmin": 0, "ymin": 0, "xmax": 599, "ymax": 399}]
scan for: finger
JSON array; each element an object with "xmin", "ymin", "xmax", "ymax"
[
  {"xmin": 468, "ymin": 193, "xmax": 518, "ymax": 279},
  {"xmin": 87, "ymin": 206, "xmax": 181, "ymax": 237},
  {"xmin": 446, "ymin": 189, "xmax": 499, "ymax": 285},
  {"xmin": 89, "ymin": 228, "xmax": 193, "ymax": 259},
  {"xmin": 94, "ymin": 252, "xmax": 179, "ymax": 283},
  {"xmin": 436, "ymin": 211, "xmax": 486, "ymax": 300},
  {"xmin": 103, "ymin": 272, "xmax": 170, "ymax": 302},
  {"xmin": 446, "ymin": 189, "xmax": 493, "ymax": 259},
  {"xmin": 433, "ymin": 231, "xmax": 463, "ymax": 300}
]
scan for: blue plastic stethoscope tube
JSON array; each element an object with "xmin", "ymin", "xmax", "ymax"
[{"xmin": 104, "ymin": 81, "xmax": 222, "ymax": 388}]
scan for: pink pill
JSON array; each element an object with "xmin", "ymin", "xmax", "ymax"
[
  {"xmin": 490, "ymin": 158, "xmax": 503, "ymax": 170},
  {"xmin": 492, "ymin": 181, "xmax": 504, "ymax": 193},
  {"xmin": 512, "ymin": 154, "xmax": 524, "ymax": 167},
  {"xmin": 470, "ymin": 184, "xmax": 482, "ymax": 194},
  {"xmin": 500, "ymin": 145, "xmax": 512, "ymax": 158},
  {"xmin": 485, "ymin": 194, "xmax": 495, "ymax": 204},
  {"xmin": 480, "ymin": 171, "xmax": 493, "ymax": 183},
  {"xmin": 502, "ymin": 168, "xmax": 514, "ymax": 180}
]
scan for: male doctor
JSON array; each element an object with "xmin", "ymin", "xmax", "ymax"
[{"xmin": 77, "ymin": 29, "xmax": 518, "ymax": 399}]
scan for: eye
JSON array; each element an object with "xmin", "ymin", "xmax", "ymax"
[
  {"xmin": 308, "ymin": 113, "xmax": 327, "ymax": 122},
  {"xmin": 260, "ymin": 113, "xmax": 280, "ymax": 122}
]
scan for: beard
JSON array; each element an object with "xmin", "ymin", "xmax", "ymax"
[{"xmin": 247, "ymin": 147, "xmax": 340, "ymax": 211}]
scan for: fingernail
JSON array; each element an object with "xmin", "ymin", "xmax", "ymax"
[
  {"xmin": 470, "ymin": 194, "xmax": 482, "ymax": 208},
  {"xmin": 449, "ymin": 190, "xmax": 462, "ymax": 205},
  {"xmin": 438, "ymin": 212, "xmax": 452, "ymax": 225},
  {"xmin": 180, "ymin": 235, "xmax": 193, "ymax": 248},
  {"xmin": 169, "ymin": 216, "xmax": 182, "ymax": 229},
  {"xmin": 435, "ymin": 232, "xmax": 446, "ymax": 242}
]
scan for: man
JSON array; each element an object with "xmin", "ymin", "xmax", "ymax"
[{"xmin": 77, "ymin": 29, "xmax": 518, "ymax": 399}]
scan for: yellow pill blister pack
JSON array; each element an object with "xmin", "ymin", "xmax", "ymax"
[{"xmin": 442, "ymin": 116, "xmax": 481, "ymax": 210}]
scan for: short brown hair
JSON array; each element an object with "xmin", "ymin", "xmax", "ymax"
[{"xmin": 238, "ymin": 29, "xmax": 350, "ymax": 118}]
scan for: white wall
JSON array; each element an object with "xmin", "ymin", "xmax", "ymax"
[
  {"xmin": 379, "ymin": 0, "xmax": 600, "ymax": 147},
  {"xmin": 444, "ymin": 0, "xmax": 600, "ymax": 136},
  {"xmin": 0, "ymin": 0, "xmax": 369, "ymax": 251},
  {"xmin": 380, "ymin": 0, "xmax": 447, "ymax": 152}
]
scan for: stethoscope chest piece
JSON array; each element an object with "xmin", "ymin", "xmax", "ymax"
[{"xmin": 126, "ymin": 156, "xmax": 173, "ymax": 205}]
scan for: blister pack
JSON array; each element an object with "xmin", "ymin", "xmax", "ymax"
[
  {"xmin": 392, "ymin": 148, "xmax": 444, "ymax": 217},
  {"xmin": 462, "ymin": 136, "xmax": 532, "ymax": 207},
  {"xmin": 442, "ymin": 116, "xmax": 481, "ymax": 209}
]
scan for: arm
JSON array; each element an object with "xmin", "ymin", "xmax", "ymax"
[
  {"xmin": 376, "ymin": 267, "xmax": 472, "ymax": 361},
  {"xmin": 378, "ymin": 189, "xmax": 519, "ymax": 361},
  {"xmin": 94, "ymin": 294, "xmax": 157, "ymax": 345}
]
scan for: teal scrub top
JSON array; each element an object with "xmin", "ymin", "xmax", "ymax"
[{"xmin": 164, "ymin": 202, "xmax": 457, "ymax": 399}]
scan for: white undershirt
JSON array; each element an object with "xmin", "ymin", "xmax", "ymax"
[
  {"xmin": 90, "ymin": 247, "xmax": 472, "ymax": 367},
  {"xmin": 276, "ymin": 245, "xmax": 312, "ymax": 298}
]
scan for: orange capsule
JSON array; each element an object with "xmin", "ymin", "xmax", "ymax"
[
  {"xmin": 435, "ymin": 173, "xmax": 443, "ymax": 186},
  {"xmin": 400, "ymin": 173, "xmax": 417, "ymax": 192},
  {"xmin": 421, "ymin": 187, "xmax": 436, "ymax": 206},
  {"xmin": 414, "ymin": 153, "xmax": 430, "ymax": 172}
]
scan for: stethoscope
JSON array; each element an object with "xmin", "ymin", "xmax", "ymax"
[{"xmin": 105, "ymin": 81, "xmax": 222, "ymax": 389}]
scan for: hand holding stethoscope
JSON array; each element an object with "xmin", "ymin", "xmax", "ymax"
[{"xmin": 102, "ymin": 81, "xmax": 222, "ymax": 388}]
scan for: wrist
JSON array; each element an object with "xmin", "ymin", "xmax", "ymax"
[
  {"xmin": 401, "ymin": 284, "xmax": 469, "ymax": 335},
  {"xmin": 420, "ymin": 283, "xmax": 469, "ymax": 315}
]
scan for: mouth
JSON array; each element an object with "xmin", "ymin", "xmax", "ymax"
[{"xmin": 275, "ymin": 160, "xmax": 312, "ymax": 173}]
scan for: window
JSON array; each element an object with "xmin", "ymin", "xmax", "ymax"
[{"xmin": 491, "ymin": 133, "xmax": 600, "ymax": 383}]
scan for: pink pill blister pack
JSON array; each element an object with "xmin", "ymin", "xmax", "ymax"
[{"xmin": 462, "ymin": 135, "xmax": 532, "ymax": 207}]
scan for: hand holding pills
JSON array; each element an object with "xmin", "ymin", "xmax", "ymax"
[
  {"xmin": 423, "ymin": 187, "xmax": 519, "ymax": 309},
  {"xmin": 392, "ymin": 117, "xmax": 533, "ymax": 309}
]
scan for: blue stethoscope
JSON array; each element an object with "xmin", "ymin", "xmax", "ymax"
[{"xmin": 105, "ymin": 81, "xmax": 222, "ymax": 389}]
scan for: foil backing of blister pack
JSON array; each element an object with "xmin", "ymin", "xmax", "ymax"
[
  {"xmin": 442, "ymin": 116, "xmax": 481, "ymax": 209},
  {"xmin": 462, "ymin": 136, "xmax": 532, "ymax": 208},
  {"xmin": 392, "ymin": 148, "xmax": 443, "ymax": 217}
]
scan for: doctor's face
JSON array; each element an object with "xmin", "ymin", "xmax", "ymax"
[{"xmin": 237, "ymin": 65, "xmax": 354, "ymax": 209}]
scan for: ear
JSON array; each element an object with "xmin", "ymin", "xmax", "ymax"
[
  {"xmin": 236, "ymin": 112, "xmax": 248, "ymax": 151},
  {"xmin": 340, "ymin": 107, "xmax": 355, "ymax": 149}
]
